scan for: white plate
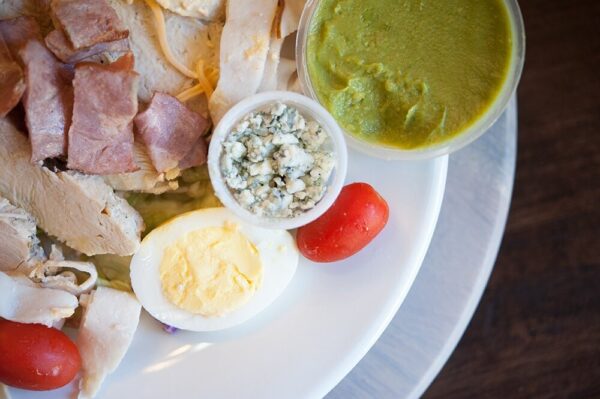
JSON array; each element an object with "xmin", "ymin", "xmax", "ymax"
[
  {"xmin": 10, "ymin": 151, "xmax": 447, "ymax": 399},
  {"xmin": 330, "ymin": 98, "xmax": 517, "ymax": 398}
]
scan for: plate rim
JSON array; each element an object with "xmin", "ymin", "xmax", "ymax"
[
  {"xmin": 407, "ymin": 99, "xmax": 517, "ymax": 399},
  {"xmin": 311, "ymin": 154, "xmax": 449, "ymax": 399},
  {"xmin": 328, "ymin": 98, "xmax": 518, "ymax": 399}
]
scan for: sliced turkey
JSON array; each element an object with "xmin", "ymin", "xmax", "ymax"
[
  {"xmin": 275, "ymin": 58, "xmax": 297, "ymax": 91},
  {"xmin": 0, "ymin": 271, "xmax": 78, "ymax": 327},
  {"xmin": 209, "ymin": 0, "xmax": 279, "ymax": 123},
  {"xmin": 77, "ymin": 287, "xmax": 141, "ymax": 399},
  {"xmin": 50, "ymin": 0, "xmax": 129, "ymax": 50},
  {"xmin": 135, "ymin": 92, "xmax": 209, "ymax": 173},
  {"xmin": 45, "ymin": 29, "xmax": 130, "ymax": 64},
  {"xmin": 155, "ymin": 0, "xmax": 224, "ymax": 20},
  {"xmin": 0, "ymin": 33, "xmax": 25, "ymax": 117},
  {"xmin": 107, "ymin": 0, "xmax": 221, "ymax": 104},
  {"xmin": 0, "ymin": 118, "xmax": 144, "ymax": 256},
  {"xmin": 0, "ymin": 196, "xmax": 45, "ymax": 273},
  {"xmin": 258, "ymin": 0, "xmax": 305, "ymax": 92},
  {"xmin": 67, "ymin": 53, "xmax": 139, "ymax": 174}
]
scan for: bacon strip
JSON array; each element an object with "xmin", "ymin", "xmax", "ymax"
[
  {"xmin": 19, "ymin": 40, "xmax": 73, "ymax": 162},
  {"xmin": 45, "ymin": 29, "xmax": 129, "ymax": 64},
  {"xmin": 67, "ymin": 53, "xmax": 139, "ymax": 175},
  {"xmin": 135, "ymin": 92, "xmax": 209, "ymax": 173},
  {"xmin": 50, "ymin": 0, "xmax": 129, "ymax": 50}
]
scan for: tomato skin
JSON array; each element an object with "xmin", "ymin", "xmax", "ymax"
[
  {"xmin": 0, "ymin": 319, "xmax": 81, "ymax": 391},
  {"xmin": 297, "ymin": 182, "xmax": 389, "ymax": 262}
]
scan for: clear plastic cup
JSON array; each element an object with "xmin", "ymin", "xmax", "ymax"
[{"xmin": 296, "ymin": 0, "xmax": 526, "ymax": 160}]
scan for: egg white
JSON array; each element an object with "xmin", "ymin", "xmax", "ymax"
[{"xmin": 130, "ymin": 208, "xmax": 299, "ymax": 332}]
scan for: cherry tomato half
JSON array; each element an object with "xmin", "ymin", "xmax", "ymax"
[
  {"xmin": 297, "ymin": 182, "xmax": 389, "ymax": 262},
  {"xmin": 0, "ymin": 319, "xmax": 81, "ymax": 391}
]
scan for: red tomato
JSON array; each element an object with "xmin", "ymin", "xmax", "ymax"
[
  {"xmin": 0, "ymin": 319, "xmax": 81, "ymax": 391},
  {"xmin": 297, "ymin": 182, "xmax": 389, "ymax": 262}
]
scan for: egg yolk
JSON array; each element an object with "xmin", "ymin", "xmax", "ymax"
[{"xmin": 159, "ymin": 225, "xmax": 263, "ymax": 317}]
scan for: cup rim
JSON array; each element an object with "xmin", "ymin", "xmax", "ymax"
[
  {"xmin": 207, "ymin": 91, "xmax": 349, "ymax": 230},
  {"xmin": 296, "ymin": 0, "xmax": 526, "ymax": 160}
]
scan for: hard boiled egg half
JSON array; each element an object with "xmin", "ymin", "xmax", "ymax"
[{"xmin": 130, "ymin": 208, "xmax": 298, "ymax": 331}]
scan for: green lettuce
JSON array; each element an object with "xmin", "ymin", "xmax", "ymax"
[
  {"xmin": 126, "ymin": 166, "xmax": 222, "ymax": 233},
  {"xmin": 89, "ymin": 253, "xmax": 133, "ymax": 292}
]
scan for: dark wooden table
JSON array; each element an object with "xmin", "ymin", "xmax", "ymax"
[{"xmin": 424, "ymin": 1, "xmax": 600, "ymax": 398}]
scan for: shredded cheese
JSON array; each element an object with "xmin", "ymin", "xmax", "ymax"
[
  {"xmin": 144, "ymin": 0, "xmax": 198, "ymax": 79},
  {"xmin": 272, "ymin": 0, "xmax": 285, "ymax": 39},
  {"xmin": 176, "ymin": 85, "xmax": 204, "ymax": 102},
  {"xmin": 176, "ymin": 60, "xmax": 216, "ymax": 101},
  {"xmin": 196, "ymin": 60, "xmax": 215, "ymax": 97},
  {"xmin": 206, "ymin": 65, "xmax": 220, "ymax": 87},
  {"xmin": 143, "ymin": 0, "xmax": 221, "ymax": 103}
]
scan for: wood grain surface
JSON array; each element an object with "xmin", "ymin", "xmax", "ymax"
[{"xmin": 424, "ymin": 1, "xmax": 600, "ymax": 398}]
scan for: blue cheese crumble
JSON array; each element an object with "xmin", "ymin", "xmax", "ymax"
[{"xmin": 221, "ymin": 102, "xmax": 335, "ymax": 218}]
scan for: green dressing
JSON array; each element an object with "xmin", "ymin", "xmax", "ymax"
[{"xmin": 307, "ymin": 0, "xmax": 513, "ymax": 149}]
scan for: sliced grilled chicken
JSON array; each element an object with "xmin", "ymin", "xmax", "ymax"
[
  {"xmin": 0, "ymin": 118, "xmax": 144, "ymax": 256},
  {"xmin": 0, "ymin": 196, "xmax": 44, "ymax": 273},
  {"xmin": 77, "ymin": 287, "xmax": 141, "ymax": 399},
  {"xmin": 28, "ymin": 246, "xmax": 98, "ymax": 296},
  {"xmin": 0, "ymin": 271, "xmax": 78, "ymax": 327},
  {"xmin": 209, "ymin": 0, "xmax": 279, "ymax": 123}
]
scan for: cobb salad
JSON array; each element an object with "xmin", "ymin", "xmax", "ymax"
[{"xmin": 0, "ymin": 0, "xmax": 389, "ymax": 397}]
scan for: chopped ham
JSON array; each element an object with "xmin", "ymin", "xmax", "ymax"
[
  {"xmin": 50, "ymin": 0, "xmax": 129, "ymax": 50},
  {"xmin": 106, "ymin": 50, "xmax": 135, "ymax": 70},
  {"xmin": 67, "ymin": 53, "xmax": 139, "ymax": 175},
  {"xmin": 178, "ymin": 135, "xmax": 208, "ymax": 170},
  {"xmin": 0, "ymin": 16, "xmax": 41, "ymax": 60},
  {"xmin": 45, "ymin": 29, "xmax": 129, "ymax": 64},
  {"xmin": 0, "ymin": 0, "xmax": 54, "ymax": 31},
  {"xmin": 19, "ymin": 39, "xmax": 73, "ymax": 162},
  {"xmin": 135, "ymin": 92, "xmax": 209, "ymax": 172},
  {"xmin": 0, "ymin": 33, "xmax": 25, "ymax": 117}
]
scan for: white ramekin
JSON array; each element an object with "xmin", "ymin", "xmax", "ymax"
[{"xmin": 208, "ymin": 91, "xmax": 348, "ymax": 230}]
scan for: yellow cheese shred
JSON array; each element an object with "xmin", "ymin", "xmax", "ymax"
[
  {"xmin": 176, "ymin": 85, "xmax": 204, "ymax": 102},
  {"xmin": 208, "ymin": 70, "xmax": 219, "ymax": 87},
  {"xmin": 195, "ymin": 60, "xmax": 215, "ymax": 98},
  {"xmin": 144, "ymin": 0, "xmax": 197, "ymax": 79},
  {"xmin": 143, "ymin": 0, "xmax": 221, "ymax": 102},
  {"xmin": 176, "ymin": 60, "xmax": 216, "ymax": 101}
]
